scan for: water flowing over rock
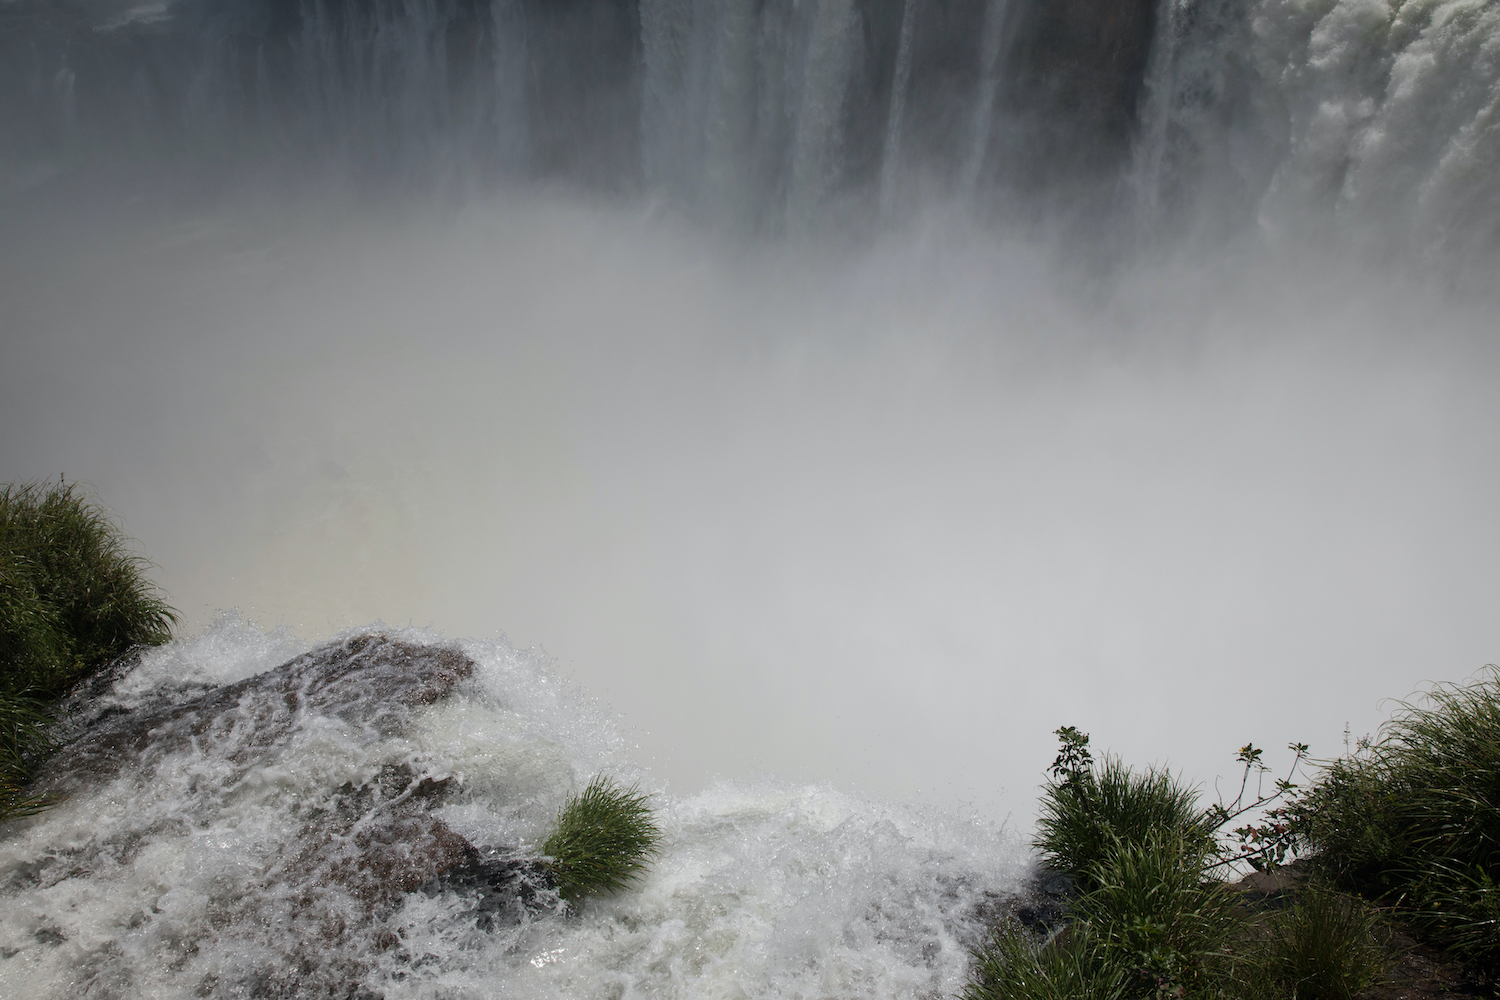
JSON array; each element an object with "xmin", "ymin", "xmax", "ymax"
[
  {"xmin": 0, "ymin": 625, "xmax": 1029, "ymax": 999},
  {"xmin": 39, "ymin": 634, "xmax": 474, "ymax": 794},
  {"xmin": 8, "ymin": 636, "xmax": 549, "ymax": 997}
]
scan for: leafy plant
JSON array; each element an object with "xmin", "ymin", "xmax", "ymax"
[
  {"xmin": 1212, "ymin": 741, "xmax": 1310, "ymax": 873},
  {"xmin": 540, "ymin": 775, "xmax": 661, "ymax": 903}
]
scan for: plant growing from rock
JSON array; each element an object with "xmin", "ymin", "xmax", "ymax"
[
  {"xmin": 541, "ymin": 775, "xmax": 661, "ymax": 903},
  {"xmin": 1034, "ymin": 727, "xmax": 1213, "ymax": 895},
  {"xmin": 1283, "ymin": 667, "xmax": 1500, "ymax": 974},
  {"xmin": 1, "ymin": 481, "xmax": 176, "ymax": 695},
  {"xmin": 969, "ymin": 728, "xmax": 1376, "ymax": 1000},
  {"xmin": 1257, "ymin": 883, "xmax": 1386, "ymax": 1000},
  {"xmin": 0, "ymin": 480, "xmax": 177, "ymax": 818}
]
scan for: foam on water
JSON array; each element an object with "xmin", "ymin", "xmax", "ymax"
[
  {"xmin": 385, "ymin": 784, "xmax": 1023, "ymax": 1000},
  {"xmin": 0, "ymin": 619, "xmax": 1027, "ymax": 999}
]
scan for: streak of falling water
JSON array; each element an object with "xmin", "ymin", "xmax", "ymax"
[
  {"xmin": 785, "ymin": 0, "xmax": 857, "ymax": 228},
  {"xmin": 491, "ymin": 0, "xmax": 530, "ymax": 172},
  {"xmin": 1130, "ymin": 0, "xmax": 1188, "ymax": 228},
  {"xmin": 961, "ymin": 0, "xmax": 1008, "ymax": 197},
  {"xmin": 878, "ymin": 0, "xmax": 919, "ymax": 219}
]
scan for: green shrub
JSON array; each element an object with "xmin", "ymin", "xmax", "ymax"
[
  {"xmin": 540, "ymin": 775, "xmax": 661, "ymax": 903},
  {"xmin": 1257, "ymin": 884, "xmax": 1386, "ymax": 1000},
  {"xmin": 1035, "ymin": 729, "xmax": 1210, "ymax": 895},
  {"xmin": 969, "ymin": 730, "xmax": 1246, "ymax": 1000},
  {"xmin": 966, "ymin": 829, "xmax": 1240, "ymax": 1000},
  {"xmin": 0, "ymin": 481, "xmax": 176, "ymax": 697},
  {"xmin": 964, "ymin": 922, "xmax": 1130, "ymax": 1000},
  {"xmin": 1081, "ymin": 828, "xmax": 1242, "ymax": 997},
  {"xmin": 1291, "ymin": 667, "xmax": 1500, "ymax": 969},
  {"xmin": 1, "ymin": 480, "xmax": 176, "ymax": 820}
]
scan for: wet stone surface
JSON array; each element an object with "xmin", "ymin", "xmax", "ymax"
[{"xmin": 7, "ymin": 635, "xmax": 555, "ymax": 999}]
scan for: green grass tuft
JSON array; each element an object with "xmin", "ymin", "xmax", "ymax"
[
  {"xmin": 1, "ymin": 480, "xmax": 177, "ymax": 820},
  {"xmin": 1080, "ymin": 827, "xmax": 1242, "ymax": 997},
  {"xmin": 0, "ymin": 692, "xmax": 59, "ymax": 818},
  {"xmin": 1036, "ymin": 752, "xmax": 1210, "ymax": 896},
  {"xmin": 964, "ymin": 922, "xmax": 1130, "ymax": 1000},
  {"xmin": 1291, "ymin": 666, "xmax": 1500, "ymax": 970},
  {"xmin": 540, "ymin": 775, "xmax": 661, "ymax": 903},
  {"xmin": 1, "ymin": 481, "xmax": 177, "ymax": 697},
  {"xmin": 1258, "ymin": 884, "xmax": 1386, "ymax": 1000}
]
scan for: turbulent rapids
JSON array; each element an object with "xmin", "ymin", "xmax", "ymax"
[{"xmin": 0, "ymin": 620, "xmax": 1029, "ymax": 998}]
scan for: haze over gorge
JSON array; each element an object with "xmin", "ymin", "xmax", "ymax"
[{"xmin": 1, "ymin": 0, "xmax": 1498, "ymax": 996}]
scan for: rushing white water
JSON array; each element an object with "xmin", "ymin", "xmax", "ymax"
[
  {"xmin": 0, "ymin": 617, "xmax": 1026, "ymax": 999},
  {"xmin": 1133, "ymin": 0, "xmax": 1500, "ymax": 253}
]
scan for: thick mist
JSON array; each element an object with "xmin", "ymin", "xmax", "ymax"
[{"xmin": 3, "ymin": 183, "xmax": 1497, "ymax": 824}]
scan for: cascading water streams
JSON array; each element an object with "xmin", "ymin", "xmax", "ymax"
[
  {"xmin": 878, "ymin": 0, "xmax": 919, "ymax": 218},
  {"xmin": 1130, "ymin": 0, "xmax": 1500, "ymax": 252},
  {"xmin": 3, "ymin": 0, "xmax": 1497, "ymax": 249}
]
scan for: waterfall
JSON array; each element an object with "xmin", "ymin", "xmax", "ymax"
[
  {"xmin": 0, "ymin": 0, "xmax": 1497, "ymax": 250},
  {"xmin": 877, "ymin": 0, "xmax": 919, "ymax": 218},
  {"xmin": 960, "ymin": 0, "xmax": 1009, "ymax": 197},
  {"xmin": 784, "ymin": 0, "xmax": 857, "ymax": 226}
]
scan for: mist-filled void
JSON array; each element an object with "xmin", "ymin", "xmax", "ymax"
[{"xmin": 1, "ymin": 0, "xmax": 1499, "ymax": 994}]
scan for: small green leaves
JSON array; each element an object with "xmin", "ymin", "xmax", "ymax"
[{"xmin": 1050, "ymin": 725, "xmax": 1094, "ymax": 788}]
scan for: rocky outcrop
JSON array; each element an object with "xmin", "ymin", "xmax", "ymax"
[
  {"xmin": 38, "ymin": 634, "xmax": 474, "ymax": 795},
  {"xmin": 32, "ymin": 635, "xmax": 558, "ymax": 925}
]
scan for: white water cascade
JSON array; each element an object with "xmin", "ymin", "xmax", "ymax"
[
  {"xmin": 0, "ymin": 619, "xmax": 1028, "ymax": 999},
  {"xmin": 1130, "ymin": 0, "xmax": 1500, "ymax": 252}
]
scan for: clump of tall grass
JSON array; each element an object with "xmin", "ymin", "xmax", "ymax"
[
  {"xmin": 964, "ymin": 920, "xmax": 1130, "ymax": 1000},
  {"xmin": 1, "ymin": 480, "xmax": 177, "ymax": 818},
  {"xmin": 540, "ymin": 775, "xmax": 661, "ymax": 903},
  {"xmin": 1035, "ymin": 727, "xmax": 1211, "ymax": 895},
  {"xmin": 1256, "ymin": 884, "xmax": 1386, "ymax": 1000},
  {"xmin": 969, "ymin": 729, "xmax": 1240, "ymax": 999},
  {"xmin": 1081, "ymin": 828, "xmax": 1242, "ymax": 997},
  {"xmin": 1290, "ymin": 666, "xmax": 1500, "ymax": 971},
  {"xmin": 968, "ymin": 727, "xmax": 1389, "ymax": 1000},
  {"xmin": 1, "ymin": 481, "xmax": 176, "ymax": 696},
  {"xmin": 0, "ymin": 693, "xmax": 58, "ymax": 818}
]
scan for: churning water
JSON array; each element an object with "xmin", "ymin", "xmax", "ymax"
[
  {"xmin": 0, "ymin": 618, "xmax": 1027, "ymax": 998},
  {"xmin": 2, "ymin": 0, "xmax": 1499, "ymax": 996}
]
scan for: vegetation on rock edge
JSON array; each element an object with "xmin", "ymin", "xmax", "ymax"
[
  {"xmin": 1, "ymin": 480, "xmax": 177, "ymax": 818},
  {"xmin": 541, "ymin": 774, "xmax": 662, "ymax": 903}
]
